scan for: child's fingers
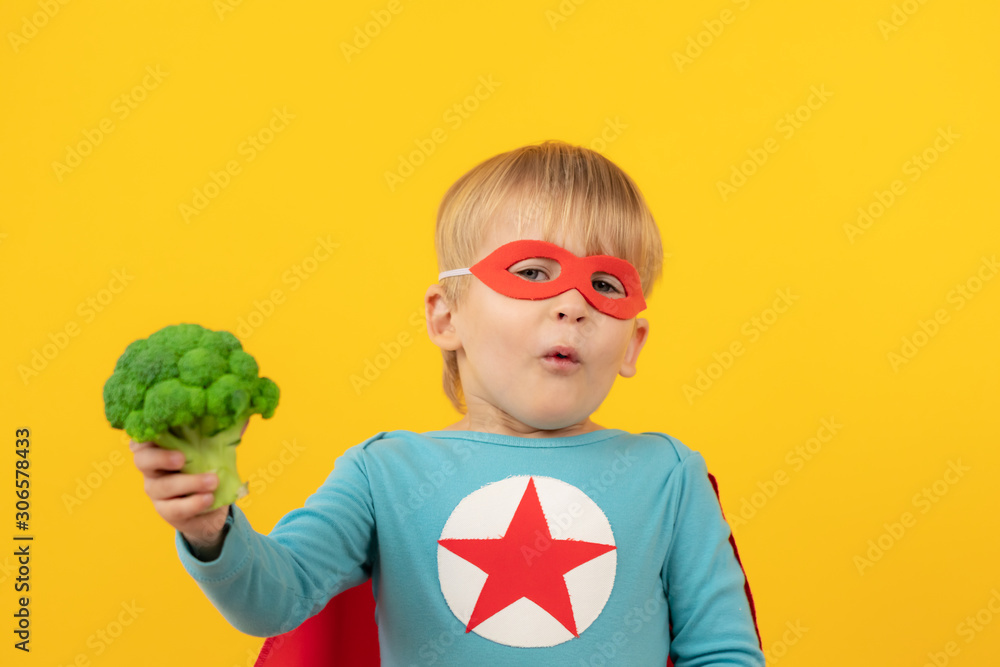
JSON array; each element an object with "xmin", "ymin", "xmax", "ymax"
[
  {"xmin": 145, "ymin": 470, "xmax": 217, "ymax": 502},
  {"xmin": 132, "ymin": 443, "xmax": 187, "ymax": 477},
  {"xmin": 153, "ymin": 493, "xmax": 216, "ymax": 525}
]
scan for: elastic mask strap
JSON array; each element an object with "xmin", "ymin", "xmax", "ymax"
[{"xmin": 438, "ymin": 268, "xmax": 472, "ymax": 280}]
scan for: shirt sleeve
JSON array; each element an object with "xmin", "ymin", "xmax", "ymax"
[
  {"xmin": 174, "ymin": 442, "xmax": 377, "ymax": 637},
  {"xmin": 661, "ymin": 450, "xmax": 764, "ymax": 666}
]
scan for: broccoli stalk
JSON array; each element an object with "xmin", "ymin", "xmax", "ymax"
[
  {"xmin": 103, "ymin": 323, "xmax": 280, "ymax": 510},
  {"xmin": 157, "ymin": 418, "xmax": 250, "ymax": 510}
]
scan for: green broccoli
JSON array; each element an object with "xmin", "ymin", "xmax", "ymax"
[{"xmin": 103, "ymin": 323, "xmax": 280, "ymax": 510}]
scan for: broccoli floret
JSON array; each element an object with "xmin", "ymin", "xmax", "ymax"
[{"xmin": 104, "ymin": 323, "xmax": 280, "ymax": 510}]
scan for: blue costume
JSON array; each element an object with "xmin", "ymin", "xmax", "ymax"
[{"xmin": 175, "ymin": 429, "xmax": 764, "ymax": 666}]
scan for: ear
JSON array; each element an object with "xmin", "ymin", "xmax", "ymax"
[
  {"xmin": 619, "ymin": 317, "xmax": 649, "ymax": 378},
  {"xmin": 425, "ymin": 284, "xmax": 462, "ymax": 352}
]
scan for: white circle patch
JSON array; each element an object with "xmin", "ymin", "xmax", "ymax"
[{"xmin": 437, "ymin": 475, "xmax": 617, "ymax": 648}]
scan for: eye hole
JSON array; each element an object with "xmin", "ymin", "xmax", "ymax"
[
  {"xmin": 515, "ymin": 268, "xmax": 550, "ymax": 281},
  {"xmin": 592, "ymin": 273, "xmax": 625, "ymax": 297},
  {"xmin": 509, "ymin": 258, "xmax": 560, "ymax": 282}
]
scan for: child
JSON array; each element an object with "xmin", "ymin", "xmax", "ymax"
[{"xmin": 131, "ymin": 140, "xmax": 765, "ymax": 665}]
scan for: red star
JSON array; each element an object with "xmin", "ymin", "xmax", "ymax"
[{"xmin": 438, "ymin": 477, "xmax": 616, "ymax": 637}]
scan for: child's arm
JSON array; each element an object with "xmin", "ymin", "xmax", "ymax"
[
  {"xmin": 143, "ymin": 438, "xmax": 379, "ymax": 637},
  {"xmin": 661, "ymin": 451, "xmax": 765, "ymax": 666},
  {"xmin": 172, "ymin": 440, "xmax": 377, "ymax": 637}
]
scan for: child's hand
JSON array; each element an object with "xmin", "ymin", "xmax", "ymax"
[{"xmin": 130, "ymin": 439, "xmax": 231, "ymax": 559}]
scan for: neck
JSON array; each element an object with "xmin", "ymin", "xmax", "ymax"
[{"xmin": 444, "ymin": 407, "xmax": 603, "ymax": 438}]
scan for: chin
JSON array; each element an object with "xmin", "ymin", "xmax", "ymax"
[{"xmin": 516, "ymin": 408, "xmax": 586, "ymax": 432}]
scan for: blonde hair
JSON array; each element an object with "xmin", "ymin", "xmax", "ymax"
[{"xmin": 434, "ymin": 140, "xmax": 664, "ymax": 414}]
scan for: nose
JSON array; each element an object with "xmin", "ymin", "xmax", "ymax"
[{"xmin": 551, "ymin": 288, "xmax": 588, "ymax": 321}]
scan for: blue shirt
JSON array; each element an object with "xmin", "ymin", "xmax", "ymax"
[{"xmin": 175, "ymin": 429, "xmax": 764, "ymax": 666}]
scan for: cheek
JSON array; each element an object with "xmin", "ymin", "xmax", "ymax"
[
  {"xmin": 464, "ymin": 295, "xmax": 524, "ymax": 354},
  {"xmin": 597, "ymin": 324, "xmax": 634, "ymax": 363}
]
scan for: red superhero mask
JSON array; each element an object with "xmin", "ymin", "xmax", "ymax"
[{"xmin": 438, "ymin": 239, "xmax": 646, "ymax": 319}]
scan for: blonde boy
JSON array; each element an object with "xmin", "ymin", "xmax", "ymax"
[{"xmin": 132, "ymin": 141, "xmax": 764, "ymax": 665}]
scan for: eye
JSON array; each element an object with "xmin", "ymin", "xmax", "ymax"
[
  {"xmin": 514, "ymin": 267, "xmax": 550, "ymax": 282},
  {"xmin": 592, "ymin": 274, "xmax": 625, "ymax": 296},
  {"xmin": 509, "ymin": 258, "xmax": 558, "ymax": 282}
]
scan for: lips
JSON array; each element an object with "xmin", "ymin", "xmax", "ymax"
[{"xmin": 543, "ymin": 345, "xmax": 580, "ymax": 363}]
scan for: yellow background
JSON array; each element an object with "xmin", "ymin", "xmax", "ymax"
[{"xmin": 2, "ymin": 0, "xmax": 998, "ymax": 664}]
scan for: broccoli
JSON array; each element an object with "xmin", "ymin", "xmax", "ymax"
[{"xmin": 103, "ymin": 323, "xmax": 280, "ymax": 510}]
